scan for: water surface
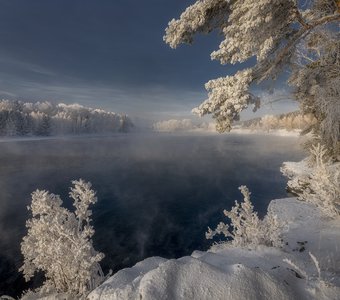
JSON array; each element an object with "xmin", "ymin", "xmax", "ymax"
[{"xmin": 0, "ymin": 133, "xmax": 304, "ymax": 296}]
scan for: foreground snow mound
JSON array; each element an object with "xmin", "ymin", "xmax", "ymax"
[
  {"xmin": 89, "ymin": 256, "xmax": 300, "ymax": 300},
  {"xmin": 89, "ymin": 198, "xmax": 340, "ymax": 300}
]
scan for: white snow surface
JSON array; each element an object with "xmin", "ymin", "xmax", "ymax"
[
  {"xmin": 280, "ymin": 159, "xmax": 312, "ymax": 195},
  {"xmin": 231, "ymin": 128, "xmax": 301, "ymax": 137},
  {"xmin": 89, "ymin": 197, "xmax": 340, "ymax": 300}
]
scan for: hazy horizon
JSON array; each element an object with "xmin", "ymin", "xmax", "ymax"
[{"xmin": 0, "ymin": 1, "xmax": 298, "ymax": 125}]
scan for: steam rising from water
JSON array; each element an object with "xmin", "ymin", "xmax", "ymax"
[{"xmin": 0, "ymin": 133, "xmax": 304, "ymax": 296}]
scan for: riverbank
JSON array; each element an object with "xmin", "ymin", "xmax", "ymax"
[{"xmin": 89, "ymin": 196, "xmax": 340, "ymax": 299}]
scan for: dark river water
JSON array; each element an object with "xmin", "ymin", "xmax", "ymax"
[{"xmin": 0, "ymin": 133, "xmax": 305, "ymax": 297}]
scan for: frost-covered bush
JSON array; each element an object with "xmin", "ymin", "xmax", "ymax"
[
  {"xmin": 206, "ymin": 186, "xmax": 283, "ymax": 248},
  {"xmin": 20, "ymin": 179, "xmax": 106, "ymax": 299},
  {"xmin": 299, "ymin": 145, "xmax": 340, "ymax": 217}
]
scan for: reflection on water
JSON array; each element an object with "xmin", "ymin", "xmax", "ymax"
[{"xmin": 0, "ymin": 133, "xmax": 304, "ymax": 296}]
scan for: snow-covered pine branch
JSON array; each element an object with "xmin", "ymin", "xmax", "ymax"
[
  {"xmin": 163, "ymin": 0, "xmax": 230, "ymax": 49},
  {"xmin": 165, "ymin": 0, "xmax": 340, "ymax": 157},
  {"xmin": 192, "ymin": 69, "xmax": 259, "ymax": 132},
  {"xmin": 20, "ymin": 180, "xmax": 106, "ymax": 299}
]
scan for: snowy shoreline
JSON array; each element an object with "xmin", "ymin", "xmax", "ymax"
[
  {"xmin": 152, "ymin": 128, "xmax": 302, "ymax": 137},
  {"xmin": 89, "ymin": 197, "xmax": 340, "ymax": 300},
  {"xmin": 0, "ymin": 133, "xmax": 131, "ymax": 143},
  {"xmin": 230, "ymin": 128, "xmax": 301, "ymax": 137},
  {"xmin": 0, "ymin": 129, "xmax": 301, "ymax": 143}
]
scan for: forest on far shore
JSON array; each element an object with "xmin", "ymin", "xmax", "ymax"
[{"xmin": 0, "ymin": 100, "xmax": 133, "ymax": 136}]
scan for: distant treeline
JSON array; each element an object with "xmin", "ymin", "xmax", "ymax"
[
  {"xmin": 0, "ymin": 100, "xmax": 133, "ymax": 136},
  {"xmin": 239, "ymin": 111, "xmax": 316, "ymax": 132},
  {"xmin": 153, "ymin": 119, "xmax": 196, "ymax": 132},
  {"xmin": 153, "ymin": 111, "xmax": 316, "ymax": 133}
]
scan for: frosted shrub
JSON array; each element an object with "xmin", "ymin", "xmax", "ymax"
[
  {"xmin": 206, "ymin": 186, "xmax": 282, "ymax": 248},
  {"xmin": 20, "ymin": 179, "xmax": 106, "ymax": 299},
  {"xmin": 300, "ymin": 145, "xmax": 340, "ymax": 217}
]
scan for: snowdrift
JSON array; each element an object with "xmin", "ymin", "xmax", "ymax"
[{"xmin": 89, "ymin": 197, "xmax": 340, "ymax": 300}]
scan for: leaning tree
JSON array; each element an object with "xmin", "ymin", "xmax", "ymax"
[{"xmin": 164, "ymin": 0, "xmax": 340, "ymax": 158}]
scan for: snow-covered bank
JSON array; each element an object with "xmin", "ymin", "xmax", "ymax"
[
  {"xmin": 231, "ymin": 128, "xmax": 301, "ymax": 137},
  {"xmin": 151, "ymin": 128, "xmax": 301, "ymax": 137},
  {"xmin": 281, "ymin": 159, "xmax": 312, "ymax": 195},
  {"xmin": 89, "ymin": 197, "xmax": 340, "ymax": 300}
]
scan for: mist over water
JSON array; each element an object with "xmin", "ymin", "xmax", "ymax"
[{"xmin": 0, "ymin": 133, "xmax": 304, "ymax": 296}]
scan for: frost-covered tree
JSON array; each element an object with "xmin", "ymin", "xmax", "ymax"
[
  {"xmin": 206, "ymin": 186, "xmax": 283, "ymax": 248},
  {"xmin": 261, "ymin": 114, "xmax": 279, "ymax": 132},
  {"xmin": 20, "ymin": 179, "xmax": 106, "ymax": 299},
  {"xmin": 164, "ymin": 0, "xmax": 340, "ymax": 157}
]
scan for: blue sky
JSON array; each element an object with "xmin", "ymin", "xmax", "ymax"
[{"xmin": 0, "ymin": 0, "xmax": 297, "ymax": 123}]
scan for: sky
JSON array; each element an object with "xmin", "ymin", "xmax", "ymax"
[{"xmin": 0, "ymin": 0, "xmax": 297, "ymax": 124}]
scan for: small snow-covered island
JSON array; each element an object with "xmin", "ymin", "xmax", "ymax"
[{"xmin": 0, "ymin": 1, "xmax": 339, "ymax": 300}]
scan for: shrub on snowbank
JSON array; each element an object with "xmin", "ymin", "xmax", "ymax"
[
  {"xmin": 20, "ymin": 180, "xmax": 107, "ymax": 299},
  {"xmin": 206, "ymin": 186, "xmax": 283, "ymax": 248}
]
